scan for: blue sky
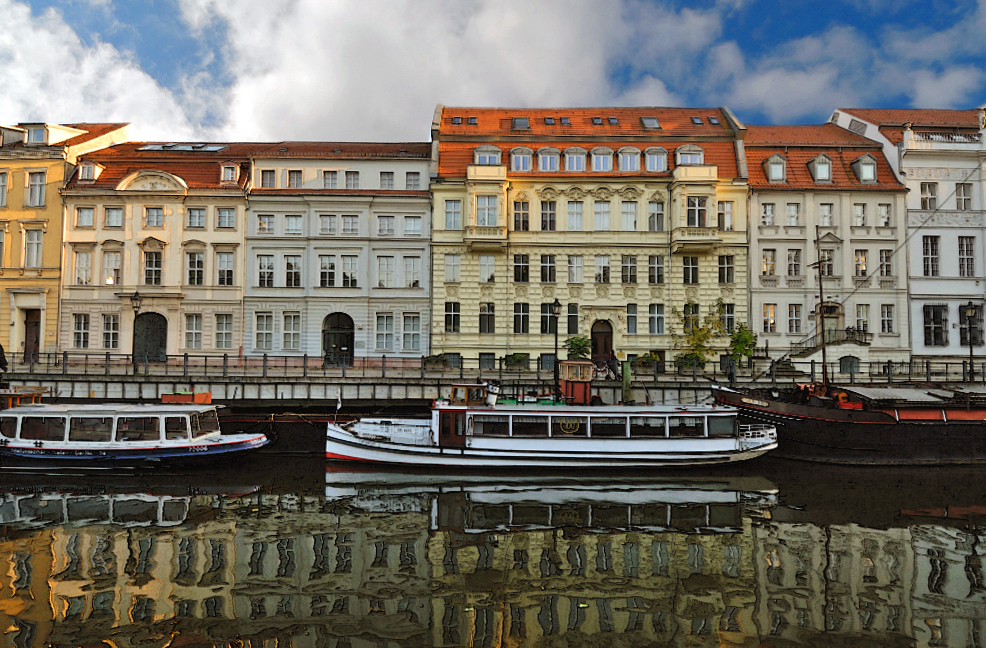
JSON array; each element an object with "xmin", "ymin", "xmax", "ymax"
[{"xmin": 2, "ymin": 0, "xmax": 985, "ymax": 141}]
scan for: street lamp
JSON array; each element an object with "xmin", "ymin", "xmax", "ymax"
[
  {"xmin": 965, "ymin": 300, "xmax": 977, "ymax": 383},
  {"xmin": 550, "ymin": 298, "xmax": 561, "ymax": 403},
  {"xmin": 130, "ymin": 291, "xmax": 142, "ymax": 316}
]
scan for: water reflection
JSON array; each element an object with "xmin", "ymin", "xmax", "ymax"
[{"xmin": 0, "ymin": 460, "xmax": 983, "ymax": 647}]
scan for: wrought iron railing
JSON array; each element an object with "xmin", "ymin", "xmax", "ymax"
[{"xmin": 790, "ymin": 328, "xmax": 873, "ymax": 356}]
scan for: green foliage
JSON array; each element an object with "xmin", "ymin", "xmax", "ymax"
[
  {"xmin": 727, "ymin": 323, "xmax": 758, "ymax": 361},
  {"xmin": 670, "ymin": 299, "xmax": 726, "ymax": 370},
  {"xmin": 563, "ymin": 335, "xmax": 592, "ymax": 360}
]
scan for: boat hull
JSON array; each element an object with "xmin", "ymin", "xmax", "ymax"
[
  {"xmin": 713, "ymin": 386, "xmax": 986, "ymax": 465},
  {"xmin": 0, "ymin": 433, "xmax": 270, "ymax": 465}
]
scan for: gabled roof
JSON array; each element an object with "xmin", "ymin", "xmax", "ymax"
[
  {"xmin": 0, "ymin": 122, "xmax": 128, "ymax": 149},
  {"xmin": 745, "ymin": 124, "xmax": 875, "ymax": 147}
]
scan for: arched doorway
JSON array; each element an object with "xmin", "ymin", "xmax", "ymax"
[
  {"xmin": 322, "ymin": 313, "xmax": 355, "ymax": 366},
  {"xmin": 591, "ymin": 320, "xmax": 613, "ymax": 364},
  {"xmin": 818, "ymin": 302, "xmax": 843, "ymax": 344},
  {"xmin": 133, "ymin": 312, "xmax": 168, "ymax": 362}
]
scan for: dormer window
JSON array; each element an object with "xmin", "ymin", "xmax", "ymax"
[
  {"xmin": 708, "ymin": 116, "xmax": 720, "ymax": 125},
  {"xmin": 851, "ymin": 154, "xmax": 878, "ymax": 183},
  {"xmin": 451, "ymin": 116, "xmax": 462, "ymax": 125},
  {"xmin": 808, "ymin": 154, "xmax": 832, "ymax": 183},
  {"xmin": 617, "ymin": 147, "xmax": 640, "ymax": 172},
  {"xmin": 675, "ymin": 145, "xmax": 704, "ymax": 166},
  {"xmin": 764, "ymin": 154, "xmax": 787, "ymax": 183},
  {"xmin": 544, "ymin": 117, "xmax": 555, "ymax": 125},
  {"xmin": 564, "ymin": 148, "xmax": 586, "ymax": 172},
  {"xmin": 467, "ymin": 116, "xmax": 478, "ymax": 125},
  {"xmin": 644, "ymin": 147, "xmax": 668, "ymax": 172},
  {"xmin": 510, "ymin": 147, "xmax": 532, "ymax": 171},
  {"xmin": 78, "ymin": 162, "xmax": 95, "ymax": 181},
  {"xmin": 608, "ymin": 117, "xmax": 618, "ymax": 125},
  {"xmin": 27, "ymin": 127, "xmax": 45, "ymax": 144},
  {"xmin": 221, "ymin": 165, "xmax": 237, "ymax": 182},
  {"xmin": 512, "ymin": 117, "xmax": 529, "ymax": 130},
  {"xmin": 690, "ymin": 117, "xmax": 703, "ymax": 125},
  {"xmin": 591, "ymin": 147, "xmax": 613, "ymax": 172},
  {"xmin": 592, "ymin": 117, "xmax": 603, "ymax": 126},
  {"xmin": 641, "ymin": 117, "xmax": 660, "ymax": 130},
  {"xmin": 560, "ymin": 117, "xmax": 570, "ymax": 126},
  {"xmin": 474, "ymin": 145, "xmax": 501, "ymax": 166},
  {"xmin": 538, "ymin": 148, "xmax": 560, "ymax": 172}
]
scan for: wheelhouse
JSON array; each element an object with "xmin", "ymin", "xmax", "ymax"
[{"xmin": 0, "ymin": 407, "xmax": 222, "ymax": 444}]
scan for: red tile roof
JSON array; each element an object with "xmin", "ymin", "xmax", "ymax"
[
  {"xmin": 250, "ymin": 142, "xmax": 430, "ymax": 159},
  {"xmin": 839, "ymin": 108, "xmax": 982, "ymax": 145},
  {"xmin": 251, "ymin": 189, "xmax": 430, "ymax": 198},
  {"xmin": 746, "ymin": 147, "xmax": 903, "ymax": 191},
  {"xmin": 745, "ymin": 124, "xmax": 875, "ymax": 147},
  {"xmin": 60, "ymin": 123, "xmax": 129, "ymax": 147}
]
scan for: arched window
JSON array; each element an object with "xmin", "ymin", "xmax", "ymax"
[
  {"xmin": 537, "ymin": 148, "xmax": 560, "ymax": 172},
  {"xmin": 564, "ymin": 147, "xmax": 587, "ymax": 172},
  {"xmin": 591, "ymin": 147, "xmax": 614, "ymax": 172},
  {"xmin": 511, "ymin": 147, "xmax": 533, "ymax": 172},
  {"xmin": 474, "ymin": 145, "xmax": 501, "ymax": 166},
  {"xmin": 644, "ymin": 148, "xmax": 668, "ymax": 172},
  {"xmin": 675, "ymin": 145, "xmax": 704, "ymax": 166},
  {"xmin": 617, "ymin": 147, "xmax": 640, "ymax": 172}
]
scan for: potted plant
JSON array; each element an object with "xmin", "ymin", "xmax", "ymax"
[
  {"xmin": 563, "ymin": 335, "xmax": 591, "ymax": 360},
  {"xmin": 504, "ymin": 353, "xmax": 530, "ymax": 370},
  {"xmin": 423, "ymin": 354, "xmax": 448, "ymax": 370},
  {"xmin": 632, "ymin": 350, "xmax": 663, "ymax": 373}
]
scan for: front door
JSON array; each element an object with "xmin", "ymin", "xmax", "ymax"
[
  {"xmin": 133, "ymin": 312, "xmax": 168, "ymax": 362},
  {"xmin": 439, "ymin": 411, "xmax": 466, "ymax": 448},
  {"xmin": 23, "ymin": 310, "xmax": 40, "ymax": 362},
  {"xmin": 591, "ymin": 320, "xmax": 613, "ymax": 364},
  {"xmin": 322, "ymin": 313, "xmax": 355, "ymax": 367}
]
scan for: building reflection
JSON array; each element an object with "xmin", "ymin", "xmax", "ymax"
[{"xmin": 0, "ymin": 473, "xmax": 982, "ymax": 647}]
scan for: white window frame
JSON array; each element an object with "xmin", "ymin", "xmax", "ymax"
[
  {"xmin": 215, "ymin": 314, "xmax": 233, "ymax": 349},
  {"xmin": 185, "ymin": 314, "xmax": 202, "ymax": 349}
]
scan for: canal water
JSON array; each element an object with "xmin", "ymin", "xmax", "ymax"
[{"xmin": 0, "ymin": 454, "xmax": 983, "ymax": 648}]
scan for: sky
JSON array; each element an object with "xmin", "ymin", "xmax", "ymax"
[{"xmin": 2, "ymin": 0, "xmax": 985, "ymax": 142}]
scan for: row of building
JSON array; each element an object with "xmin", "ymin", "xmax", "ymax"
[{"xmin": 1, "ymin": 105, "xmax": 984, "ymax": 368}]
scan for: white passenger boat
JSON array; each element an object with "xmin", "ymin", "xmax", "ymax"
[
  {"xmin": 0, "ymin": 402, "xmax": 270, "ymax": 464},
  {"xmin": 326, "ymin": 383, "xmax": 777, "ymax": 468}
]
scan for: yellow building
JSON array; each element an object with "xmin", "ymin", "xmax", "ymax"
[
  {"xmin": 430, "ymin": 106, "xmax": 749, "ymax": 372},
  {"xmin": 0, "ymin": 122, "xmax": 129, "ymax": 362}
]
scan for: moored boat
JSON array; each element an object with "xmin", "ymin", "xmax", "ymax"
[
  {"xmin": 712, "ymin": 383, "xmax": 986, "ymax": 465},
  {"xmin": 326, "ymin": 383, "xmax": 777, "ymax": 468}
]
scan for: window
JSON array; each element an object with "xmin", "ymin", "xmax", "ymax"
[
  {"xmin": 187, "ymin": 207, "xmax": 204, "ymax": 228},
  {"xmin": 676, "ymin": 147, "xmax": 703, "ymax": 165},
  {"xmin": 404, "ymin": 215, "xmax": 421, "ymax": 236},
  {"xmin": 76, "ymin": 207, "xmax": 94, "ymax": 228},
  {"xmin": 73, "ymin": 250, "xmax": 92, "ymax": 285},
  {"xmin": 145, "ymin": 207, "xmax": 163, "ymax": 227},
  {"xmin": 856, "ymin": 304, "xmax": 869, "ymax": 332},
  {"xmin": 285, "ymin": 215, "xmax": 302, "ymax": 235},
  {"xmin": 378, "ymin": 215, "xmax": 395, "ymax": 236},
  {"xmin": 879, "ymin": 249, "xmax": 893, "ymax": 277},
  {"xmin": 187, "ymin": 252, "xmax": 204, "ymax": 285},
  {"xmin": 645, "ymin": 148, "xmax": 667, "ymax": 171},
  {"xmin": 819, "ymin": 203, "xmax": 833, "ymax": 226},
  {"xmin": 626, "ymin": 304, "xmax": 637, "ymax": 334},
  {"xmin": 788, "ymin": 305, "xmax": 802, "ymax": 334},
  {"xmin": 767, "ymin": 157, "xmax": 786, "ymax": 182},
  {"xmin": 594, "ymin": 201, "xmax": 610, "ymax": 230},
  {"xmin": 649, "ymin": 304, "xmax": 665, "ymax": 334},
  {"xmin": 185, "ymin": 314, "xmax": 202, "ymax": 349},
  {"xmin": 648, "ymin": 256, "xmax": 664, "ymax": 284},
  {"xmin": 715, "ymin": 201, "xmax": 733, "ymax": 231},
  {"xmin": 258, "ymin": 255, "xmax": 274, "ymax": 287},
  {"xmin": 622, "ymin": 255, "xmax": 637, "ymax": 284},
  {"xmin": 923, "ymin": 236, "xmax": 940, "ymax": 276},
  {"xmin": 594, "ymin": 255, "xmax": 610, "ymax": 283},
  {"xmin": 27, "ymin": 172, "xmax": 45, "ymax": 206},
  {"xmin": 255, "ymin": 314, "xmax": 273, "ymax": 350},
  {"xmin": 683, "ymin": 256, "xmax": 699, "ymax": 284},
  {"xmin": 380, "ymin": 172, "xmax": 394, "ymax": 190},
  {"xmin": 514, "ymin": 303, "xmax": 529, "ymax": 333},
  {"xmin": 374, "ymin": 314, "xmax": 393, "ymax": 350},
  {"xmin": 719, "ymin": 255, "xmax": 734, "ymax": 284},
  {"xmin": 721, "ymin": 303, "xmax": 735, "ymax": 332},
  {"xmin": 258, "ymin": 214, "xmax": 273, "ymax": 234},
  {"xmin": 567, "ymin": 201, "xmax": 583, "ymax": 231},
  {"xmin": 568, "ymin": 303, "xmax": 579, "ymax": 334},
  {"xmin": 538, "ymin": 150, "xmax": 559, "ymax": 172},
  {"xmin": 956, "ymin": 183, "xmax": 973, "ymax": 210},
  {"xmin": 591, "ymin": 150, "xmax": 613, "ymax": 172},
  {"xmin": 102, "ymin": 314, "xmax": 119, "ymax": 349},
  {"xmin": 217, "ymin": 208, "xmax": 235, "ymax": 228},
  {"xmin": 105, "ymin": 207, "xmax": 122, "ymax": 228},
  {"xmin": 479, "ymin": 255, "xmax": 495, "ymax": 282},
  {"xmin": 762, "ymin": 249, "xmax": 775, "ymax": 276},
  {"xmin": 221, "ymin": 165, "xmax": 236, "ymax": 182},
  {"xmin": 565, "ymin": 149, "xmax": 586, "ymax": 172},
  {"xmin": 855, "ymin": 158, "xmax": 876, "ymax": 182},
  {"xmin": 853, "ymin": 204, "xmax": 866, "ymax": 226},
  {"xmin": 286, "ymin": 170, "xmax": 302, "ymax": 188},
  {"xmin": 511, "ymin": 149, "xmax": 532, "ymax": 171},
  {"xmin": 342, "ymin": 215, "xmax": 358, "ymax": 235},
  {"xmin": 476, "ymin": 195, "xmax": 497, "ymax": 226},
  {"xmin": 0, "ymin": 171, "xmax": 6, "ymax": 206},
  {"xmin": 445, "ymin": 302, "xmax": 460, "ymax": 333},
  {"xmin": 404, "ymin": 256, "xmax": 421, "ymax": 287},
  {"xmin": 345, "ymin": 171, "xmax": 359, "ymax": 189},
  {"xmin": 343, "ymin": 256, "xmax": 358, "ymax": 286},
  {"xmin": 430, "ymin": 200, "xmax": 451, "ymax": 232},
  {"xmin": 285, "ymin": 255, "xmax": 301, "ymax": 287},
  {"xmin": 144, "ymin": 251, "xmax": 161, "ymax": 285},
  {"xmin": 568, "ymin": 255, "xmax": 583, "ymax": 283},
  {"xmin": 687, "ymin": 197, "xmax": 707, "ymax": 227},
  {"xmin": 924, "ymin": 305, "xmax": 948, "ymax": 346},
  {"xmin": 73, "ymin": 314, "xmax": 89, "ymax": 349},
  {"xmin": 541, "ymin": 201, "xmax": 556, "ymax": 231},
  {"xmin": 475, "ymin": 146, "xmax": 500, "ymax": 165},
  {"xmin": 786, "ymin": 204, "xmax": 800, "ymax": 226},
  {"xmin": 541, "ymin": 255, "xmax": 555, "ymax": 283},
  {"xmin": 319, "ymin": 255, "xmax": 335, "ymax": 287},
  {"xmin": 763, "ymin": 304, "xmax": 776, "ymax": 333},
  {"xmin": 261, "ymin": 169, "xmax": 275, "ymax": 188},
  {"xmin": 513, "ymin": 254, "xmax": 530, "ymax": 283},
  {"xmin": 323, "ymin": 170, "xmax": 337, "ymax": 189},
  {"xmin": 881, "ymin": 305, "xmax": 895, "ymax": 334},
  {"xmin": 480, "ymin": 303, "xmax": 495, "ymax": 333},
  {"xmin": 405, "ymin": 171, "xmax": 421, "ymax": 190},
  {"xmin": 683, "ymin": 303, "xmax": 699, "ymax": 331},
  {"xmin": 619, "ymin": 149, "xmax": 639, "ymax": 172},
  {"xmin": 921, "ymin": 183, "xmax": 937, "ymax": 210},
  {"xmin": 103, "ymin": 251, "xmax": 120, "ymax": 286},
  {"xmin": 761, "ymin": 203, "xmax": 775, "ymax": 226},
  {"xmin": 621, "ymin": 201, "xmax": 637, "ymax": 231},
  {"xmin": 819, "ymin": 249, "xmax": 833, "ymax": 276},
  {"xmin": 960, "ymin": 236, "xmax": 975, "ymax": 277},
  {"xmin": 318, "ymin": 214, "xmax": 336, "ymax": 235},
  {"xmin": 215, "ymin": 314, "xmax": 232, "ymax": 349},
  {"xmin": 445, "ymin": 254, "xmax": 460, "ymax": 282},
  {"xmin": 377, "ymin": 256, "xmax": 394, "ymax": 287},
  {"xmin": 813, "ymin": 156, "xmax": 831, "ymax": 182},
  {"xmin": 854, "ymin": 250, "xmax": 867, "ymax": 277},
  {"xmin": 217, "ymin": 252, "xmax": 234, "ymax": 286},
  {"xmin": 403, "ymin": 314, "xmax": 421, "ymax": 350},
  {"xmin": 283, "ymin": 313, "xmax": 300, "ymax": 350}
]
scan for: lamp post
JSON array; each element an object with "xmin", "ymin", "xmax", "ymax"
[
  {"xmin": 131, "ymin": 292, "xmax": 142, "ymax": 373},
  {"xmin": 965, "ymin": 300, "xmax": 977, "ymax": 383},
  {"xmin": 551, "ymin": 298, "xmax": 561, "ymax": 403}
]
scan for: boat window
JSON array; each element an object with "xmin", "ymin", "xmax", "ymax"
[
  {"xmin": 191, "ymin": 410, "xmax": 221, "ymax": 438},
  {"xmin": 589, "ymin": 416, "xmax": 626, "ymax": 437},
  {"xmin": 467, "ymin": 387, "xmax": 486, "ymax": 404},
  {"xmin": 67, "ymin": 497, "xmax": 110, "ymax": 523},
  {"xmin": 707, "ymin": 416, "xmax": 735, "ymax": 438},
  {"xmin": 69, "ymin": 417, "xmax": 112, "ymax": 442},
  {"xmin": 511, "ymin": 505, "xmax": 550, "ymax": 525},
  {"xmin": 116, "ymin": 417, "xmax": 160, "ymax": 442},
  {"xmin": 114, "ymin": 499, "xmax": 159, "ymax": 523},
  {"xmin": 709, "ymin": 505, "xmax": 739, "ymax": 527},
  {"xmin": 553, "ymin": 504, "xmax": 589, "ymax": 526},
  {"xmin": 162, "ymin": 499, "xmax": 189, "ymax": 523},
  {"xmin": 165, "ymin": 417, "xmax": 189, "ymax": 440},
  {"xmin": 472, "ymin": 415, "xmax": 509, "ymax": 435},
  {"xmin": 450, "ymin": 387, "xmax": 467, "ymax": 404},
  {"xmin": 668, "ymin": 417, "xmax": 704, "ymax": 437},
  {"xmin": 552, "ymin": 416, "xmax": 588, "ymax": 437},
  {"xmin": 593, "ymin": 505, "xmax": 630, "ymax": 527},
  {"xmin": 670, "ymin": 504, "xmax": 708, "ymax": 529},
  {"xmin": 469, "ymin": 504, "xmax": 511, "ymax": 528},
  {"xmin": 631, "ymin": 504, "xmax": 671, "ymax": 527},
  {"xmin": 512, "ymin": 416, "xmax": 548, "ymax": 436},
  {"xmin": 0, "ymin": 416, "xmax": 16, "ymax": 438},
  {"xmin": 20, "ymin": 416, "xmax": 66, "ymax": 441},
  {"xmin": 630, "ymin": 417, "xmax": 666, "ymax": 437}
]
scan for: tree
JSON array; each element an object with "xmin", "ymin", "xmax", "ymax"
[
  {"xmin": 670, "ymin": 299, "xmax": 725, "ymax": 370},
  {"xmin": 728, "ymin": 323, "xmax": 758, "ymax": 362},
  {"xmin": 563, "ymin": 335, "xmax": 591, "ymax": 360}
]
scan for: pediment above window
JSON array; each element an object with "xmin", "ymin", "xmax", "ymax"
[
  {"xmin": 100, "ymin": 239, "xmax": 125, "ymax": 249},
  {"xmin": 807, "ymin": 154, "xmax": 832, "ymax": 183},
  {"xmin": 137, "ymin": 237, "xmax": 167, "ymax": 250},
  {"xmin": 117, "ymin": 170, "xmax": 188, "ymax": 193},
  {"xmin": 763, "ymin": 153, "xmax": 787, "ymax": 183}
]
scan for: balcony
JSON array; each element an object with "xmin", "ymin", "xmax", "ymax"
[
  {"xmin": 464, "ymin": 225, "xmax": 508, "ymax": 250},
  {"xmin": 670, "ymin": 227, "xmax": 719, "ymax": 253},
  {"xmin": 905, "ymin": 130, "xmax": 983, "ymax": 152}
]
